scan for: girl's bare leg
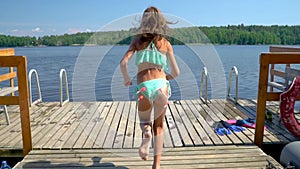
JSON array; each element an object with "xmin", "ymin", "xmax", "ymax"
[
  {"xmin": 138, "ymin": 97, "xmax": 152, "ymax": 160},
  {"xmin": 152, "ymin": 89, "xmax": 168, "ymax": 169}
]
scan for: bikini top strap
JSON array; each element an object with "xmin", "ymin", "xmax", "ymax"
[{"xmin": 146, "ymin": 41, "xmax": 157, "ymax": 51}]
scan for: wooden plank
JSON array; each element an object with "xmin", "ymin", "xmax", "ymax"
[
  {"xmin": 31, "ymin": 102, "xmax": 67, "ymax": 148},
  {"xmin": 165, "ymin": 103, "xmax": 182, "ymax": 147},
  {"xmin": 27, "ymin": 102, "xmax": 64, "ymax": 147},
  {"xmin": 15, "ymin": 160, "xmax": 269, "ymax": 169},
  {"xmin": 270, "ymin": 69, "xmax": 285, "ymax": 78},
  {"xmin": 184, "ymin": 100, "xmax": 214, "ymax": 145},
  {"xmin": 0, "ymin": 72, "xmax": 17, "ymax": 82},
  {"xmin": 73, "ymin": 102, "xmax": 102, "ymax": 149},
  {"xmin": 240, "ymin": 99, "xmax": 298, "ymax": 143},
  {"xmin": 35, "ymin": 102, "xmax": 82, "ymax": 149},
  {"xmin": 261, "ymin": 53, "xmax": 300, "ymax": 64},
  {"xmin": 113, "ymin": 101, "xmax": 129, "ymax": 148},
  {"xmin": 255, "ymin": 100, "xmax": 294, "ymax": 139},
  {"xmin": 190, "ymin": 99, "xmax": 223, "ymax": 145},
  {"xmin": 0, "ymin": 105, "xmax": 19, "ymax": 125},
  {"xmin": 64, "ymin": 102, "xmax": 101, "ymax": 148},
  {"xmin": 0, "ymin": 99, "xmax": 297, "ymax": 151},
  {"xmin": 18, "ymin": 154, "xmax": 266, "ymax": 165},
  {"xmin": 83, "ymin": 102, "xmax": 112, "ymax": 148},
  {"xmin": 103, "ymin": 101, "xmax": 124, "ymax": 148},
  {"xmin": 0, "ymin": 118, "xmax": 22, "ymax": 148},
  {"xmin": 0, "ymin": 96, "xmax": 19, "ymax": 105},
  {"xmin": 238, "ymin": 99, "xmax": 289, "ymax": 143},
  {"xmin": 211, "ymin": 99, "xmax": 254, "ymax": 144},
  {"xmin": 15, "ymin": 56, "xmax": 32, "ymax": 156},
  {"xmin": 0, "ymin": 49, "xmax": 16, "ymax": 97},
  {"xmin": 32, "ymin": 103, "xmax": 75, "ymax": 148},
  {"xmin": 213, "ymin": 100, "xmax": 246, "ymax": 144},
  {"xmin": 176, "ymin": 101, "xmax": 204, "ymax": 146},
  {"xmin": 234, "ymin": 99, "xmax": 278, "ymax": 143},
  {"xmin": 29, "ymin": 103, "xmax": 61, "ymax": 146},
  {"xmin": 0, "ymin": 48, "xmax": 15, "ymax": 56},
  {"xmin": 93, "ymin": 102, "xmax": 118, "ymax": 148},
  {"xmin": 49, "ymin": 102, "xmax": 90, "ymax": 149},
  {"xmin": 133, "ymin": 102, "xmax": 142, "ymax": 148},
  {"xmin": 196, "ymin": 100, "xmax": 233, "ymax": 145},
  {"xmin": 162, "ymin": 107, "xmax": 173, "ymax": 148},
  {"xmin": 80, "ymin": 102, "xmax": 106, "ymax": 148},
  {"xmin": 214, "ymin": 99, "xmax": 255, "ymax": 143},
  {"xmin": 0, "ymin": 105, "xmax": 54, "ymax": 148},
  {"xmin": 203, "ymin": 99, "xmax": 244, "ymax": 145},
  {"xmin": 123, "ymin": 101, "xmax": 136, "ymax": 148},
  {"xmin": 255, "ymin": 54, "xmax": 270, "ymax": 147},
  {"xmin": 14, "ymin": 145, "xmax": 282, "ymax": 169},
  {"xmin": 25, "ymin": 144, "xmax": 265, "ymax": 153},
  {"xmin": 270, "ymin": 45, "xmax": 300, "ymax": 52},
  {"xmin": 0, "ymin": 56, "xmax": 25, "ymax": 67},
  {"xmin": 168, "ymin": 101, "xmax": 193, "ymax": 146}
]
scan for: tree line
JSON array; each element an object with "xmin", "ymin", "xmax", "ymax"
[{"xmin": 1, "ymin": 24, "xmax": 300, "ymax": 47}]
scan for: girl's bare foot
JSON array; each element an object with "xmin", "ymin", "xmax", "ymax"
[{"xmin": 139, "ymin": 125, "xmax": 152, "ymax": 160}]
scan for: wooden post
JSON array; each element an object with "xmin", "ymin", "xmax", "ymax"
[
  {"xmin": 269, "ymin": 64, "xmax": 274, "ymax": 92},
  {"xmin": 17, "ymin": 56, "xmax": 32, "ymax": 156},
  {"xmin": 10, "ymin": 67, "xmax": 15, "ymax": 96},
  {"xmin": 254, "ymin": 54, "xmax": 269, "ymax": 147}
]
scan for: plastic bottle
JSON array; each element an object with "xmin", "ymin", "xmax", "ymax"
[
  {"xmin": 0, "ymin": 161, "xmax": 12, "ymax": 169},
  {"xmin": 265, "ymin": 111, "xmax": 273, "ymax": 121}
]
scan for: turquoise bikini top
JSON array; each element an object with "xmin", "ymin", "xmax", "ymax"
[{"xmin": 135, "ymin": 41, "xmax": 168, "ymax": 70}]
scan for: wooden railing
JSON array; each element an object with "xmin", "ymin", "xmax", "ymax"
[
  {"xmin": 0, "ymin": 54, "xmax": 32, "ymax": 155},
  {"xmin": 255, "ymin": 50, "xmax": 300, "ymax": 147},
  {"xmin": 0, "ymin": 48, "xmax": 17, "ymax": 95},
  {"xmin": 0, "ymin": 49, "xmax": 18, "ymax": 125},
  {"xmin": 268, "ymin": 46, "xmax": 300, "ymax": 92}
]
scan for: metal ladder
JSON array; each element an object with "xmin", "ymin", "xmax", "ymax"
[
  {"xmin": 28, "ymin": 69, "xmax": 42, "ymax": 106},
  {"xmin": 59, "ymin": 69, "xmax": 69, "ymax": 107},
  {"xmin": 227, "ymin": 66, "xmax": 239, "ymax": 103},
  {"xmin": 199, "ymin": 66, "xmax": 239, "ymax": 104},
  {"xmin": 28, "ymin": 68, "xmax": 69, "ymax": 107},
  {"xmin": 199, "ymin": 67, "xmax": 209, "ymax": 104}
]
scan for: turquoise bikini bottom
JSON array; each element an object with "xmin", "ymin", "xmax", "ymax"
[{"xmin": 136, "ymin": 78, "xmax": 171, "ymax": 102}]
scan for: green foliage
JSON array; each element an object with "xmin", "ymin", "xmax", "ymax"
[
  {"xmin": 0, "ymin": 35, "xmax": 37, "ymax": 47},
  {"xmin": 1, "ymin": 25, "xmax": 300, "ymax": 47}
]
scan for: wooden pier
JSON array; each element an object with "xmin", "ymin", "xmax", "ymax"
[
  {"xmin": 1, "ymin": 99, "xmax": 296, "ymax": 168},
  {"xmin": 13, "ymin": 145, "xmax": 281, "ymax": 169}
]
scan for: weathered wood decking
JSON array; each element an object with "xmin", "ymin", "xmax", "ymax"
[
  {"xmin": 1, "ymin": 98, "xmax": 297, "ymax": 168},
  {"xmin": 1, "ymin": 99, "xmax": 298, "ymax": 151},
  {"xmin": 14, "ymin": 145, "xmax": 282, "ymax": 169}
]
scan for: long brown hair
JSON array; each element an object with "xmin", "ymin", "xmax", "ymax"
[{"xmin": 138, "ymin": 6, "xmax": 173, "ymax": 43}]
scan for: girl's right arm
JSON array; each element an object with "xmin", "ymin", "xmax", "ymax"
[{"xmin": 120, "ymin": 42, "xmax": 136, "ymax": 86}]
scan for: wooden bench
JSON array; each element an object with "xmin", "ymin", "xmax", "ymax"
[
  {"xmin": 0, "ymin": 48, "xmax": 18, "ymax": 125},
  {"xmin": 268, "ymin": 67, "xmax": 300, "ymax": 91},
  {"xmin": 255, "ymin": 46, "xmax": 300, "ymax": 147},
  {"xmin": 268, "ymin": 46, "xmax": 300, "ymax": 92},
  {"xmin": 0, "ymin": 54, "xmax": 32, "ymax": 155}
]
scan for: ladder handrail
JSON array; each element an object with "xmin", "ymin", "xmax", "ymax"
[
  {"xmin": 199, "ymin": 67, "xmax": 209, "ymax": 104},
  {"xmin": 227, "ymin": 66, "xmax": 239, "ymax": 103},
  {"xmin": 28, "ymin": 69, "xmax": 42, "ymax": 106},
  {"xmin": 60, "ymin": 69, "xmax": 69, "ymax": 107}
]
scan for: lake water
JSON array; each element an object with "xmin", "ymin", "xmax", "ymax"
[{"xmin": 7, "ymin": 45, "xmax": 271, "ymax": 102}]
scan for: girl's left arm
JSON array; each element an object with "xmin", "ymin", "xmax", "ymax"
[{"xmin": 166, "ymin": 41, "xmax": 180, "ymax": 80}]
